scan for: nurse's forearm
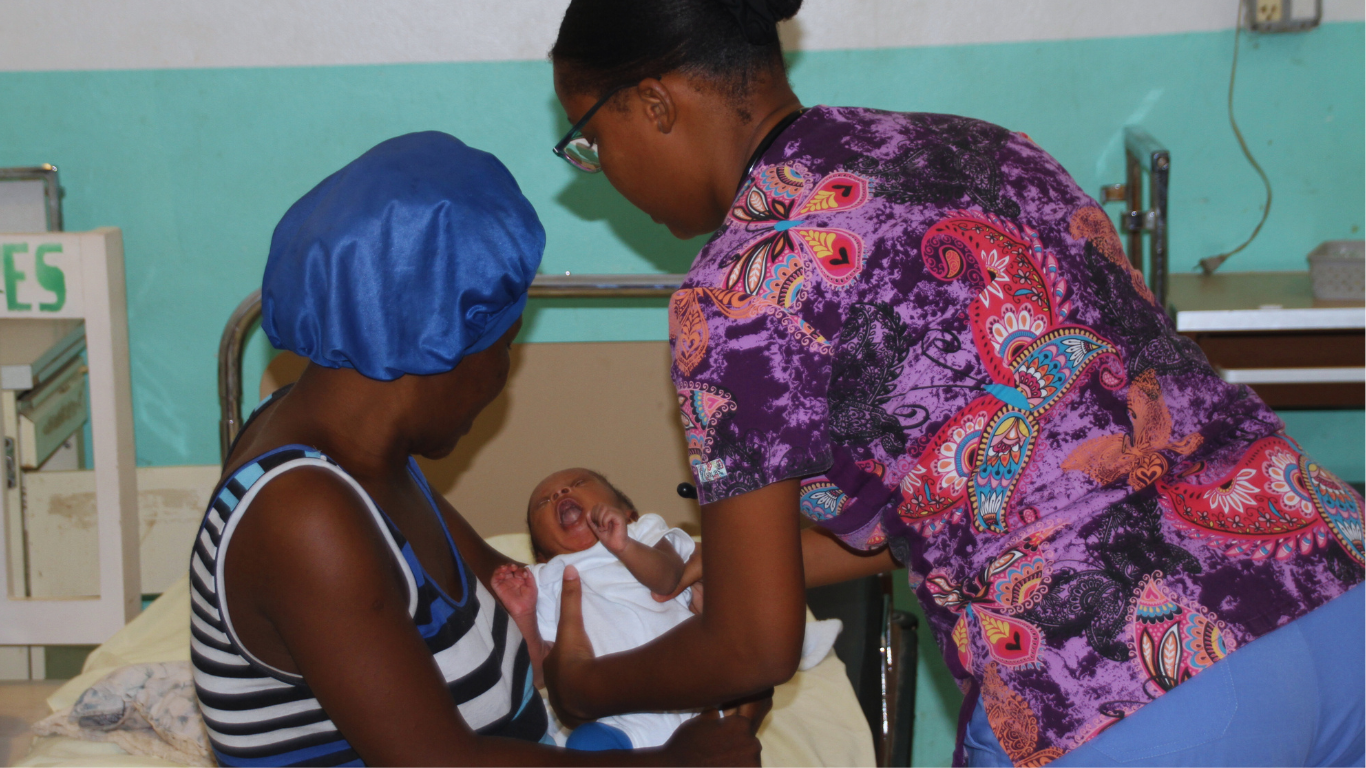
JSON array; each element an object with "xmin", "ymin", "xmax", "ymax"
[
  {"xmin": 801, "ymin": 526, "xmax": 899, "ymax": 588},
  {"xmin": 573, "ymin": 615, "xmax": 791, "ymax": 714},
  {"xmin": 571, "ymin": 480, "xmax": 808, "ymax": 715}
]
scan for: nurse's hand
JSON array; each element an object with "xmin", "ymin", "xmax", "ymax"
[{"xmin": 543, "ymin": 565, "xmax": 598, "ymax": 727}]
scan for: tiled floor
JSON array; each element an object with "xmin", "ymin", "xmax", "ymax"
[{"xmin": 0, "ymin": 682, "xmax": 61, "ymax": 767}]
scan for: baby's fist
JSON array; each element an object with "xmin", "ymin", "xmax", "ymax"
[
  {"xmin": 587, "ymin": 504, "xmax": 630, "ymax": 555},
  {"xmin": 490, "ymin": 563, "xmax": 537, "ymax": 618}
]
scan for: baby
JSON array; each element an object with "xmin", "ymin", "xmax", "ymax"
[
  {"xmin": 491, "ymin": 468, "xmax": 698, "ymax": 751},
  {"xmin": 491, "ymin": 467, "xmax": 842, "ymax": 752}
]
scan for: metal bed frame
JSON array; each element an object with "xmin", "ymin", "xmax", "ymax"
[
  {"xmin": 808, "ymin": 573, "xmax": 920, "ymax": 767},
  {"xmin": 1102, "ymin": 127, "xmax": 1171, "ymax": 309},
  {"xmin": 215, "ymin": 274, "xmax": 919, "ymax": 765}
]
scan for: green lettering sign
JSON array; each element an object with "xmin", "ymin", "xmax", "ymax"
[
  {"xmin": 3, "ymin": 243, "xmax": 31, "ymax": 311},
  {"xmin": 35, "ymin": 243, "xmax": 66, "ymax": 312}
]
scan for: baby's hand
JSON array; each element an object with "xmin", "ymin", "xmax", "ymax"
[
  {"xmin": 490, "ymin": 563, "xmax": 538, "ymax": 619},
  {"xmin": 587, "ymin": 504, "xmax": 631, "ymax": 555}
]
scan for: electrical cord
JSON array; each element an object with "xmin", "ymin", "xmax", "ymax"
[{"xmin": 1199, "ymin": 0, "xmax": 1274, "ymax": 276}]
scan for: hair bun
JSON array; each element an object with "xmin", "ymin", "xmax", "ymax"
[{"xmin": 766, "ymin": 0, "xmax": 802, "ymax": 22}]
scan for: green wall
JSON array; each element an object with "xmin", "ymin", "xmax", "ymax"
[{"xmin": 1, "ymin": 23, "xmax": 1360, "ymax": 469}]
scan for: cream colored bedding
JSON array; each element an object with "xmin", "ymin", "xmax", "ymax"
[{"xmin": 19, "ymin": 533, "xmax": 874, "ymax": 767}]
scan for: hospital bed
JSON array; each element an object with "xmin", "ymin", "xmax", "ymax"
[
  {"xmin": 15, "ymin": 539, "xmax": 875, "ymax": 768},
  {"xmin": 10, "ymin": 279, "xmax": 919, "ymax": 767}
]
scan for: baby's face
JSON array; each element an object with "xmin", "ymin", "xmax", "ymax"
[{"xmin": 527, "ymin": 468, "xmax": 626, "ymax": 561}]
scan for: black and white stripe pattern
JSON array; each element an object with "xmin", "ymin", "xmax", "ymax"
[{"xmin": 190, "ymin": 446, "xmax": 546, "ymax": 766}]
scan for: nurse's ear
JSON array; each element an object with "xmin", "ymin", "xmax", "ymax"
[{"xmin": 633, "ymin": 78, "xmax": 678, "ymax": 135}]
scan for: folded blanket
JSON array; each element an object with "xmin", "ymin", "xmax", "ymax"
[
  {"xmin": 800, "ymin": 618, "xmax": 842, "ymax": 671},
  {"xmin": 33, "ymin": 661, "xmax": 212, "ymax": 766}
]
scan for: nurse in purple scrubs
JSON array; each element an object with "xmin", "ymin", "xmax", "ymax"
[{"xmin": 540, "ymin": 1, "xmax": 1366, "ymax": 765}]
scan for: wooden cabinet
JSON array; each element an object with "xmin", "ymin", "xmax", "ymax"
[{"xmin": 1170, "ymin": 272, "xmax": 1364, "ymax": 409}]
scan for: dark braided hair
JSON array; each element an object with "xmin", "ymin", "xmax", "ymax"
[{"xmin": 551, "ymin": 0, "xmax": 803, "ymax": 111}]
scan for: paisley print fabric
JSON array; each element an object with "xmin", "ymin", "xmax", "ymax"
[
  {"xmin": 1127, "ymin": 573, "xmax": 1235, "ymax": 697},
  {"xmin": 981, "ymin": 663, "xmax": 1064, "ymax": 767},
  {"xmin": 1154, "ymin": 435, "xmax": 1365, "ymax": 565},
  {"xmin": 926, "ymin": 524, "xmax": 1059, "ymax": 673},
  {"xmin": 677, "ymin": 383, "xmax": 738, "ymax": 483},
  {"xmin": 669, "ymin": 106, "xmax": 1364, "ymax": 765}
]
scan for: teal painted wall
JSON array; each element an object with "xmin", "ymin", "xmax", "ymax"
[
  {"xmin": 1280, "ymin": 410, "xmax": 1366, "ymax": 481},
  {"xmin": 1, "ymin": 23, "xmax": 1360, "ymax": 468}
]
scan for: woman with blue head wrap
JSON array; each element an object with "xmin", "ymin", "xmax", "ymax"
[{"xmin": 189, "ymin": 132, "xmax": 760, "ymax": 766}]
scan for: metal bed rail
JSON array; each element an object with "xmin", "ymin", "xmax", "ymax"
[
  {"xmin": 1101, "ymin": 127, "xmax": 1171, "ymax": 309},
  {"xmin": 807, "ymin": 573, "xmax": 919, "ymax": 766},
  {"xmin": 218, "ymin": 274, "xmax": 687, "ymax": 459}
]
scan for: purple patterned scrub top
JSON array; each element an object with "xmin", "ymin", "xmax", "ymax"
[{"xmin": 668, "ymin": 106, "xmax": 1365, "ymax": 766}]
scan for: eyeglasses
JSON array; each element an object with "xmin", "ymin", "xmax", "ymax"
[{"xmin": 552, "ymin": 86, "xmax": 628, "ymax": 173}]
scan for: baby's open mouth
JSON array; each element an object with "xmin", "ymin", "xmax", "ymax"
[{"xmin": 557, "ymin": 497, "xmax": 584, "ymax": 529}]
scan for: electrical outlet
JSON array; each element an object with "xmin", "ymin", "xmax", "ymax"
[
  {"xmin": 1256, "ymin": 0, "xmax": 1284, "ymax": 23},
  {"xmin": 1247, "ymin": 0, "xmax": 1322, "ymax": 32}
]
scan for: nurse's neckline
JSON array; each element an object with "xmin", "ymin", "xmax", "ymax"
[{"xmin": 740, "ymin": 106, "xmax": 809, "ymax": 189}]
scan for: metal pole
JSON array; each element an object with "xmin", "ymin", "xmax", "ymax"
[
  {"xmin": 1148, "ymin": 150, "xmax": 1170, "ymax": 310},
  {"xmin": 217, "ymin": 289, "xmax": 262, "ymax": 460},
  {"xmin": 1121, "ymin": 127, "xmax": 1172, "ymax": 309},
  {"xmin": 1124, "ymin": 153, "xmax": 1144, "ymax": 272},
  {"xmin": 525, "ymin": 273, "xmax": 683, "ymax": 298}
]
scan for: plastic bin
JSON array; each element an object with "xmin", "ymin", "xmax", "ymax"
[{"xmin": 1306, "ymin": 240, "xmax": 1365, "ymax": 301}]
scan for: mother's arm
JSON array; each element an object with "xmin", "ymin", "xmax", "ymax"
[{"xmin": 226, "ymin": 469, "xmax": 757, "ymax": 766}]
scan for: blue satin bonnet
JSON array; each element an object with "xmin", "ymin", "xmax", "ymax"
[{"xmin": 262, "ymin": 131, "xmax": 544, "ymax": 381}]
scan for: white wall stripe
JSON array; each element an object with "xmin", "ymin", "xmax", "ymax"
[
  {"xmin": 781, "ymin": 0, "xmax": 1363, "ymax": 54},
  {"xmin": 2, "ymin": 0, "xmax": 1361, "ymax": 73}
]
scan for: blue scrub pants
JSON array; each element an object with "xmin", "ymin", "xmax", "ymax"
[{"xmin": 965, "ymin": 584, "xmax": 1365, "ymax": 767}]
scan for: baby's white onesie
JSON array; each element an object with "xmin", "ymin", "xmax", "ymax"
[{"xmin": 528, "ymin": 513, "xmax": 696, "ymax": 749}]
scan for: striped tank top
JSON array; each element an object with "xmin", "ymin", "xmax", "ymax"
[{"xmin": 189, "ymin": 445, "xmax": 547, "ymax": 766}]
